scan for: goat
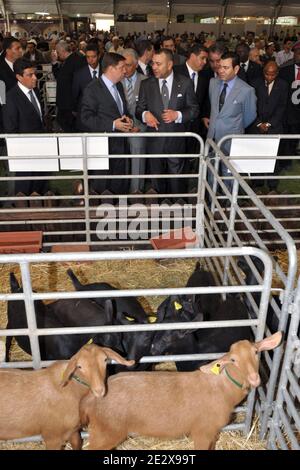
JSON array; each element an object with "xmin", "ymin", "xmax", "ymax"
[
  {"xmin": 5, "ymin": 273, "xmax": 113, "ymax": 361},
  {"xmin": 0, "ymin": 344, "xmax": 134, "ymax": 449},
  {"xmin": 80, "ymin": 332, "xmax": 282, "ymax": 450},
  {"xmin": 151, "ymin": 295, "xmax": 252, "ymax": 371},
  {"xmin": 185, "ymin": 262, "xmax": 221, "ymax": 320},
  {"xmin": 67, "ymin": 268, "xmax": 147, "ymax": 321}
]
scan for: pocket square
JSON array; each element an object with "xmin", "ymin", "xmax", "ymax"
[
  {"xmin": 177, "ymin": 93, "xmax": 183, "ymax": 97},
  {"xmin": 233, "ymin": 100, "xmax": 238, "ymax": 104}
]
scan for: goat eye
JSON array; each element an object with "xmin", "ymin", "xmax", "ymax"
[{"xmin": 230, "ymin": 358, "xmax": 236, "ymax": 363}]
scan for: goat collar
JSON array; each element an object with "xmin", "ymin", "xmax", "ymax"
[
  {"xmin": 72, "ymin": 374, "xmax": 90, "ymax": 389},
  {"xmin": 224, "ymin": 367, "xmax": 243, "ymax": 390}
]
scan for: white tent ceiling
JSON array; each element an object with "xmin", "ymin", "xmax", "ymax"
[{"xmin": 1, "ymin": 1, "xmax": 299, "ymax": 17}]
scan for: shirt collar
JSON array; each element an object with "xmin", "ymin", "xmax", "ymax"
[
  {"xmin": 138, "ymin": 60, "xmax": 147, "ymax": 74},
  {"xmin": 5, "ymin": 58, "xmax": 14, "ymax": 71},
  {"xmin": 101, "ymin": 73, "xmax": 115, "ymax": 89},
  {"xmin": 88, "ymin": 64, "xmax": 99, "ymax": 76},
  {"xmin": 159, "ymin": 71, "xmax": 173, "ymax": 87},
  {"xmin": 222, "ymin": 76, "xmax": 237, "ymax": 88},
  {"xmin": 18, "ymin": 81, "xmax": 34, "ymax": 95},
  {"xmin": 186, "ymin": 61, "xmax": 197, "ymax": 79},
  {"xmin": 127, "ymin": 71, "xmax": 137, "ymax": 85}
]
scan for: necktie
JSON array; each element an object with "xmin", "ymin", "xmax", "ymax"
[
  {"xmin": 127, "ymin": 77, "xmax": 134, "ymax": 106},
  {"xmin": 241, "ymin": 63, "xmax": 246, "ymax": 70},
  {"xmin": 297, "ymin": 67, "xmax": 300, "ymax": 80},
  {"xmin": 112, "ymin": 84, "xmax": 123, "ymax": 115},
  {"xmin": 146, "ymin": 64, "xmax": 152, "ymax": 76},
  {"xmin": 92, "ymin": 70, "xmax": 97, "ymax": 79},
  {"xmin": 219, "ymin": 83, "xmax": 228, "ymax": 112},
  {"xmin": 161, "ymin": 79, "xmax": 169, "ymax": 109},
  {"xmin": 29, "ymin": 90, "xmax": 42, "ymax": 119},
  {"xmin": 191, "ymin": 72, "xmax": 196, "ymax": 91}
]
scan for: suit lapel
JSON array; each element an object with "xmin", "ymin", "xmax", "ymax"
[
  {"xmin": 16, "ymin": 86, "xmax": 41, "ymax": 119},
  {"xmin": 169, "ymin": 74, "xmax": 182, "ymax": 110},
  {"xmin": 219, "ymin": 78, "xmax": 242, "ymax": 114},
  {"xmin": 153, "ymin": 78, "xmax": 164, "ymax": 113},
  {"xmin": 99, "ymin": 76, "xmax": 122, "ymax": 116}
]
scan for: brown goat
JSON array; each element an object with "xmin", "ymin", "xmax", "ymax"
[
  {"xmin": 0, "ymin": 344, "xmax": 134, "ymax": 450},
  {"xmin": 81, "ymin": 332, "xmax": 282, "ymax": 450}
]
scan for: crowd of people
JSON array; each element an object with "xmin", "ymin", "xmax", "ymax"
[{"xmin": 0, "ymin": 27, "xmax": 299, "ymax": 198}]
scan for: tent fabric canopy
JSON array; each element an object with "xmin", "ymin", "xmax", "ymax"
[{"xmin": 2, "ymin": 0, "xmax": 299, "ymax": 17}]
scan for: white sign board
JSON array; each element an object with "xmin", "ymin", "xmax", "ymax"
[
  {"xmin": 59, "ymin": 136, "xmax": 109, "ymax": 170},
  {"xmin": 7, "ymin": 137, "xmax": 59, "ymax": 172},
  {"xmin": 229, "ymin": 138, "xmax": 280, "ymax": 173}
]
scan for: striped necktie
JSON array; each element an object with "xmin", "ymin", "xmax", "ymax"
[
  {"xmin": 112, "ymin": 84, "xmax": 123, "ymax": 115},
  {"xmin": 127, "ymin": 77, "xmax": 134, "ymax": 106}
]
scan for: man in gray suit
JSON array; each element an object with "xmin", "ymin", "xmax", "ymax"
[
  {"xmin": 207, "ymin": 52, "xmax": 256, "ymax": 191},
  {"xmin": 122, "ymin": 48, "xmax": 147, "ymax": 193},
  {"xmin": 207, "ymin": 51, "xmax": 257, "ymax": 153}
]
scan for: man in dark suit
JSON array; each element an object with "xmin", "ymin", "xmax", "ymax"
[
  {"xmin": 162, "ymin": 36, "xmax": 186, "ymax": 66},
  {"xmin": 279, "ymin": 41, "xmax": 300, "ymax": 156},
  {"xmin": 52, "ymin": 40, "xmax": 86, "ymax": 132},
  {"xmin": 80, "ymin": 52, "xmax": 133, "ymax": 195},
  {"xmin": 174, "ymin": 44, "xmax": 209, "ymax": 152},
  {"xmin": 136, "ymin": 48, "xmax": 199, "ymax": 195},
  {"xmin": 72, "ymin": 43, "xmax": 102, "ymax": 130},
  {"xmin": 3, "ymin": 58, "xmax": 47, "ymax": 195},
  {"xmin": 235, "ymin": 43, "xmax": 263, "ymax": 85},
  {"xmin": 136, "ymin": 40, "xmax": 154, "ymax": 77},
  {"xmin": 249, "ymin": 61, "xmax": 288, "ymax": 135},
  {"xmin": 249, "ymin": 61, "xmax": 289, "ymax": 188},
  {"xmin": 0, "ymin": 37, "xmax": 23, "ymax": 93}
]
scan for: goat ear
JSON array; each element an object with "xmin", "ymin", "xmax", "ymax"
[
  {"xmin": 101, "ymin": 347, "xmax": 135, "ymax": 367},
  {"xmin": 255, "ymin": 331, "xmax": 282, "ymax": 352},
  {"xmin": 200, "ymin": 355, "xmax": 230, "ymax": 375},
  {"xmin": 61, "ymin": 356, "xmax": 78, "ymax": 387}
]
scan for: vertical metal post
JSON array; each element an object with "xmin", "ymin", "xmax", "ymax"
[
  {"xmin": 222, "ymin": 178, "xmax": 239, "ymax": 289},
  {"xmin": 20, "ymin": 262, "xmax": 41, "ymax": 369},
  {"xmin": 82, "ymin": 135, "xmax": 91, "ymax": 245}
]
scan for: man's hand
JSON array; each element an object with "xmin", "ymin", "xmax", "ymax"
[
  {"xmin": 162, "ymin": 109, "xmax": 179, "ymax": 123},
  {"xmin": 258, "ymin": 122, "xmax": 269, "ymax": 133},
  {"xmin": 114, "ymin": 115, "xmax": 133, "ymax": 132},
  {"xmin": 144, "ymin": 111, "xmax": 160, "ymax": 130},
  {"xmin": 202, "ymin": 117, "xmax": 210, "ymax": 129}
]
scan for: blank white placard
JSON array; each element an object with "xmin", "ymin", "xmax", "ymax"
[
  {"xmin": 59, "ymin": 136, "xmax": 109, "ymax": 170},
  {"xmin": 7, "ymin": 137, "xmax": 59, "ymax": 172},
  {"xmin": 229, "ymin": 138, "xmax": 279, "ymax": 173}
]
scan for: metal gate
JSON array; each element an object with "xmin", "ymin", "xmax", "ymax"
[
  {"xmin": 204, "ymin": 137, "xmax": 297, "ymax": 438},
  {"xmin": 0, "ymin": 246, "xmax": 273, "ymax": 445},
  {"xmin": 268, "ymin": 275, "xmax": 300, "ymax": 450}
]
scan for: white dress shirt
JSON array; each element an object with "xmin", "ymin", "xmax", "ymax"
[
  {"xmin": 142, "ymin": 71, "xmax": 182, "ymax": 124},
  {"xmin": 18, "ymin": 82, "xmax": 42, "ymax": 116},
  {"xmin": 186, "ymin": 62, "xmax": 198, "ymax": 92},
  {"xmin": 88, "ymin": 64, "xmax": 100, "ymax": 79},
  {"xmin": 5, "ymin": 58, "xmax": 14, "ymax": 71}
]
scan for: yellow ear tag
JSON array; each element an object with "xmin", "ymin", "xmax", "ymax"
[
  {"xmin": 86, "ymin": 338, "xmax": 93, "ymax": 345},
  {"xmin": 125, "ymin": 316, "xmax": 135, "ymax": 322},
  {"xmin": 210, "ymin": 363, "xmax": 221, "ymax": 375},
  {"xmin": 148, "ymin": 316, "xmax": 157, "ymax": 323},
  {"xmin": 174, "ymin": 301, "xmax": 182, "ymax": 311}
]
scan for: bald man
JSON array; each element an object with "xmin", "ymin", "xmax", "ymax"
[{"xmin": 249, "ymin": 61, "xmax": 288, "ymax": 134}]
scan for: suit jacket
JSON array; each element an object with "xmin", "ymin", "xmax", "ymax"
[
  {"xmin": 135, "ymin": 72, "xmax": 199, "ymax": 154},
  {"xmin": 72, "ymin": 65, "xmax": 99, "ymax": 111},
  {"xmin": 174, "ymin": 63, "xmax": 209, "ymax": 119},
  {"xmin": 248, "ymin": 77, "xmax": 288, "ymax": 133},
  {"xmin": 279, "ymin": 64, "xmax": 300, "ymax": 126},
  {"xmin": 136, "ymin": 63, "xmax": 153, "ymax": 77},
  {"xmin": 0, "ymin": 56, "xmax": 17, "ymax": 91},
  {"xmin": 3, "ymin": 84, "xmax": 44, "ymax": 133},
  {"xmin": 207, "ymin": 76, "xmax": 257, "ymax": 146},
  {"xmin": 53, "ymin": 52, "xmax": 86, "ymax": 111},
  {"xmin": 80, "ymin": 75, "xmax": 129, "ymax": 155},
  {"xmin": 238, "ymin": 61, "xmax": 263, "ymax": 85},
  {"xmin": 121, "ymin": 72, "xmax": 147, "ymax": 129}
]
